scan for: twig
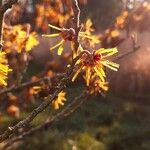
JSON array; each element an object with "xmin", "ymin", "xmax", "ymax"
[
  {"xmin": 0, "ymin": 73, "xmax": 65, "ymax": 95},
  {"xmin": 67, "ymin": 0, "xmax": 81, "ymax": 74},
  {"xmin": 72, "ymin": 0, "xmax": 81, "ymax": 52},
  {"xmin": 114, "ymin": 33, "xmax": 140, "ymax": 61},
  {"xmin": 3, "ymin": 91, "xmax": 89, "ymax": 150},
  {"xmin": 114, "ymin": 46, "xmax": 140, "ymax": 61}
]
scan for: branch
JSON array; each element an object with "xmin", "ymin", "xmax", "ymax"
[
  {"xmin": 2, "ymin": 0, "xmax": 18, "ymax": 13},
  {"xmin": 114, "ymin": 34, "xmax": 140, "ymax": 62},
  {"xmin": 0, "ymin": 73, "xmax": 65, "ymax": 95},
  {"xmin": 2, "ymin": 91, "xmax": 89, "ymax": 150},
  {"xmin": 72, "ymin": 0, "xmax": 81, "ymax": 52},
  {"xmin": 114, "ymin": 46, "xmax": 140, "ymax": 61},
  {"xmin": 0, "ymin": 74, "xmax": 69, "ymax": 143}
]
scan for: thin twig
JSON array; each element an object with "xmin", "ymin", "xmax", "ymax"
[
  {"xmin": 114, "ymin": 46, "xmax": 140, "ymax": 61},
  {"xmin": 114, "ymin": 34, "xmax": 140, "ymax": 62},
  {"xmin": 72, "ymin": 0, "xmax": 81, "ymax": 52},
  {"xmin": 0, "ymin": 73, "xmax": 65, "ymax": 95}
]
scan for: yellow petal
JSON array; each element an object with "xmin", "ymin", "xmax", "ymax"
[
  {"xmin": 50, "ymin": 40, "xmax": 64, "ymax": 50},
  {"xmin": 94, "ymin": 67, "xmax": 105, "ymax": 82},
  {"xmin": 48, "ymin": 24, "xmax": 62, "ymax": 31},
  {"xmin": 72, "ymin": 66, "xmax": 83, "ymax": 82},
  {"xmin": 42, "ymin": 33, "xmax": 60, "ymax": 38},
  {"xmin": 97, "ymin": 48, "xmax": 118, "ymax": 57},
  {"xmin": 86, "ymin": 67, "xmax": 91, "ymax": 86},
  {"xmin": 75, "ymin": 59, "xmax": 81, "ymax": 65},
  {"xmin": 57, "ymin": 45, "xmax": 64, "ymax": 55},
  {"xmin": 97, "ymin": 63, "xmax": 106, "ymax": 77},
  {"xmin": 101, "ymin": 60, "xmax": 119, "ymax": 71}
]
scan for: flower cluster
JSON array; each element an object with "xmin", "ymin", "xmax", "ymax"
[
  {"xmin": 3, "ymin": 25, "xmax": 39, "ymax": 53},
  {"xmin": 72, "ymin": 48, "xmax": 119, "ymax": 94},
  {"xmin": 80, "ymin": 19, "xmax": 100, "ymax": 48},
  {"xmin": 35, "ymin": 2, "xmax": 71, "ymax": 32},
  {"xmin": 43, "ymin": 17, "xmax": 119, "ymax": 96},
  {"xmin": 35, "ymin": 0, "xmax": 87, "ymax": 33}
]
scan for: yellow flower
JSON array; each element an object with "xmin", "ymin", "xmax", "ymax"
[
  {"xmin": 79, "ymin": 19, "xmax": 100, "ymax": 47},
  {"xmin": 88, "ymin": 74, "xmax": 109, "ymax": 95},
  {"xmin": 3, "ymin": 25, "xmax": 39, "ymax": 53},
  {"xmin": 52, "ymin": 91, "xmax": 67, "ymax": 110},
  {"xmin": 0, "ymin": 52, "xmax": 12, "ymax": 86},
  {"xmin": 83, "ymin": 19, "xmax": 95, "ymax": 34},
  {"xmin": 72, "ymin": 47, "xmax": 119, "ymax": 86},
  {"xmin": 42, "ymin": 20, "xmax": 100, "ymax": 55},
  {"xmin": 43, "ymin": 24, "xmax": 74, "ymax": 55}
]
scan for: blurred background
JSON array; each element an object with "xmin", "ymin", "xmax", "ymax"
[{"xmin": 1, "ymin": 0, "xmax": 150, "ymax": 149}]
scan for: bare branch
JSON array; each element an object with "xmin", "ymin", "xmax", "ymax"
[
  {"xmin": 0, "ymin": 73, "xmax": 65, "ymax": 95},
  {"xmin": 0, "ymin": 74, "xmax": 69, "ymax": 143},
  {"xmin": 2, "ymin": 91, "xmax": 89, "ymax": 150},
  {"xmin": 114, "ymin": 46, "xmax": 140, "ymax": 61},
  {"xmin": 114, "ymin": 34, "xmax": 140, "ymax": 61},
  {"xmin": 72, "ymin": 0, "xmax": 81, "ymax": 52}
]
